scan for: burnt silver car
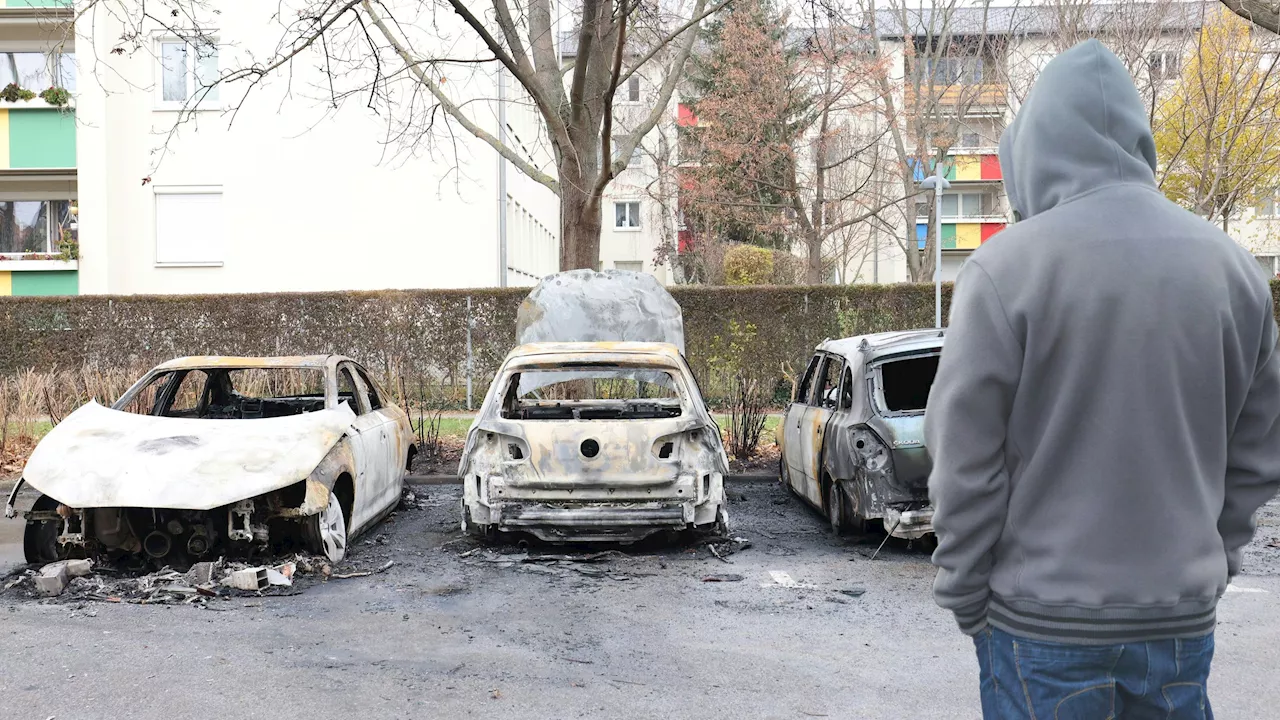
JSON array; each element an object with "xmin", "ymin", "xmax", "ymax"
[{"xmin": 779, "ymin": 330, "xmax": 943, "ymax": 540}]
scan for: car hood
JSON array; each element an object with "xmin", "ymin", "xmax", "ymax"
[{"xmin": 22, "ymin": 401, "xmax": 356, "ymax": 511}]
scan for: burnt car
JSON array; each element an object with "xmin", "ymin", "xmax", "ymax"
[
  {"xmin": 5, "ymin": 355, "xmax": 415, "ymax": 566},
  {"xmin": 459, "ymin": 270, "xmax": 729, "ymax": 543},
  {"xmin": 779, "ymin": 330, "xmax": 943, "ymax": 541}
]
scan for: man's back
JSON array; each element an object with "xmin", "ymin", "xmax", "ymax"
[{"xmin": 925, "ymin": 38, "xmax": 1280, "ymax": 718}]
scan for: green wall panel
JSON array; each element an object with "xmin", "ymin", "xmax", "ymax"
[
  {"xmin": 941, "ymin": 224, "xmax": 957, "ymax": 250},
  {"xmin": 9, "ymin": 109, "xmax": 76, "ymax": 169},
  {"xmin": 4, "ymin": 1, "xmax": 72, "ymax": 7},
  {"xmin": 11, "ymin": 271, "xmax": 77, "ymax": 296}
]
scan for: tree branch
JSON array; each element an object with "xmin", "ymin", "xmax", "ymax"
[
  {"xmin": 616, "ymin": 0, "xmax": 735, "ymax": 87},
  {"xmin": 593, "ymin": 0, "xmax": 630, "ymax": 199},
  {"xmin": 612, "ymin": 0, "xmax": 708, "ymax": 171},
  {"xmin": 1219, "ymin": 0, "xmax": 1280, "ymax": 34},
  {"xmin": 362, "ymin": 1, "xmax": 559, "ymax": 192}
]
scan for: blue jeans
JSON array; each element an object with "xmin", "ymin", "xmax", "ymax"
[{"xmin": 973, "ymin": 627, "xmax": 1214, "ymax": 719}]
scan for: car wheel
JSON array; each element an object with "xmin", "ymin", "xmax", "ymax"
[
  {"xmin": 779, "ymin": 457, "xmax": 798, "ymax": 497},
  {"xmin": 828, "ymin": 482, "xmax": 869, "ymax": 536},
  {"xmin": 304, "ymin": 491, "xmax": 347, "ymax": 563},
  {"xmin": 827, "ymin": 482, "xmax": 848, "ymax": 535}
]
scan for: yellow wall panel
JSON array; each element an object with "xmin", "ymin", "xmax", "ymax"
[
  {"xmin": 955, "ymin": 223, "xmax": 982, "ymax": 249},
  {"xmin": 954, "ymin": 155, "xmax": 981, "ymax": 181},
  {"xmin": 0, "ymin": 110, "xmax": 9, "ymax": 169},
  {"xmin": 0, "ymin": 271, "xmax": 11, "ymax": 296}
]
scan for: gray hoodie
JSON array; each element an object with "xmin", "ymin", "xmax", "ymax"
[{"xmin": 925, "ymin": 39, "xmax": 1280, "ymax": 645}]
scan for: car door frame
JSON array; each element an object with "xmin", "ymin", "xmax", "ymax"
[
  {"xmin": 332, "ymin": 361, "xmax": 388, "ymax": 536},
  {"xmin": 351, "ymin": 363, "xmax": 406, "ymax": 521},
  {"xmin": 799, "ymin": 353, "xmax": 845, "ymax": 509},
  {"xmin": 782, "ymin": 354, "xmax": 820, "ymax": 494}
]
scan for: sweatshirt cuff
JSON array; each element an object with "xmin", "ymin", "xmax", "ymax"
[{"xmin": 951, "ymin": 597, "xmax": 990, "ymax": 636}]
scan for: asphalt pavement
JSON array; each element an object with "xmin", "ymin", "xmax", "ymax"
[{"xmin": 0, "ymin": 481, "xmax": 1277, "ymax": 719}]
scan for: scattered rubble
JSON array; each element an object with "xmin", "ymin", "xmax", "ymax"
[{"xmin": 1, "ymin": 552, "xmax": 397, "ymax": 605}]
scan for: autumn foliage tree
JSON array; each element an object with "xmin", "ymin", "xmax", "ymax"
[
  {"xmin": 1155, "ymin": 8, "xmax": 1280, "ymax": 230},
  {"xmin": 681, "ymin": 0, "xmax": 803, "ymax": 252},
  {"xmin": 680, "ymin": 0, "xmax": 892, "ymax": 284}
]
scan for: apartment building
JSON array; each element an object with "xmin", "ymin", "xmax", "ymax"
[
  {"xmin": 0, "ymin": 1, "xmax": 561, "ymax": 297},
  {"xmin": 0, "ymin": 2, "xmax": 78, "ymax": 297}
]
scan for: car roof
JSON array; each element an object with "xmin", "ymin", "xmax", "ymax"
[
  {"xmin": 819, "ymin": 329, "xmax": 945, "ymax": 361},
  {"xmin": 508, "ymin": 341, "xmax": 683, "ymax": 359},
  {"xmin": 154, "ymin": 355, "xmax": 346, "ymax": 371}
]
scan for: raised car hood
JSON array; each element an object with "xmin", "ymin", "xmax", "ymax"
[{"xmin": 21, "ymin": 401, "xmax": 356, "ymax": 511}]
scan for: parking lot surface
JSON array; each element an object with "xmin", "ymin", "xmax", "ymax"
[{"xmin": 1, "ymin": 480, "xmax": 1277, "ymax": 719}]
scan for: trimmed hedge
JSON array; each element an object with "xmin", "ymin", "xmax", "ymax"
[{"xmin": 0, "ymin": 284, "xmax": 955, "ymax": 406}]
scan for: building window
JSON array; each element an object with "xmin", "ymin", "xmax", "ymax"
[
  {"xmin": 940, "ymin": 192, "xmax": 994, "ymax": 219},
  {"xmin": 623, "ymin": 76, "xmax": 640, "ymax": 103},
  {"xmin": 614, "ymin": 201, "xmax": 641, "ymax": 229},
  {"xmin": 960, "ymin": 132, "xmax": 981, "ymax": 148},
  {"xmin": 158, "ymin": 39, "xmax": 219, "ymax": 106},
  {"xmin": 0, "ymin": 200, "xmax": 71, "ymax": 255},
  {"xmin": 1257, "ymin": 191, "xmax": 1279, "ymax": 218},
  {"xmin": 1148, "ymin": 51, "xmax": 1181, "ymax": 82},
  {"xmin": 0, "ymin": 52, "xmax": 75, "ymax": 95},
  {"xmin": 925, "ymin": 56, "xmax": 984, "ymax": 84},
  {"xmin": 1255, "ymin": 255, "xmax": 1279, "ymax": 278},
  {"xmin": 155, "ymin": 189, "xmax": 224, "ymax": 266},
  {"xmin": 614, "ymin": 261, "xmax": 644, "ymax": 272}
]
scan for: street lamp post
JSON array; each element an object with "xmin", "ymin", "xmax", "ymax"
[{"xmin": 920, "ymin": 167, "xmax": 951, "ymax": 329}]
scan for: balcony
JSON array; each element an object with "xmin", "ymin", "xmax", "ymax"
[
  {"xmin": 916, "ymin": 217, "xmax": 1008, "ymax": 251},
  {"xmin": 0, "ymin": 107, "xmax": 75, "ymax": 168},
  {"xmin": 909, "ymin": 155, "xmax": 1002, "ymax": 182},
  {"xmin": 904, "ymin": 83, "xmax": 1007, "ymax": 113}
]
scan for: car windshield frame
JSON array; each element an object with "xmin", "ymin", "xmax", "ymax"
[
  {"xmin": 112, "ymin": 364, "xmax": 335, "ymax": 416},
  {"xmin": 495, "ymin": 358, "xmax": 693, "ymax": 421}
]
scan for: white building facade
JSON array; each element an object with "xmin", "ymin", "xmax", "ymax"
[{"xmin": 0, "ymin": 0, "xmax": 563, "ymax": 297}]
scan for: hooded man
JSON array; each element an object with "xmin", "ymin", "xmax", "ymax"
[{"xmin": 925, "ymin": 39, "xmax": 1280, "ymax": 718}]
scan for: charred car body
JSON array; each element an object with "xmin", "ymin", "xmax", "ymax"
[
  {"xmin": 459, "ymin": 271, "xmax": 729, "ymax": 543},
  {"xmin": 779, "ymin": 330, "xmax": 943, "ymax": 541},
  {"xmin": 6, "ymin": 356, "xmax": 414, "ymax": 566}
]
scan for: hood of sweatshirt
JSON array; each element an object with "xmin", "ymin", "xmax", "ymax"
[{"xmin": 998, "ymin": 39, "xmax": 1158, "ymax": 221}]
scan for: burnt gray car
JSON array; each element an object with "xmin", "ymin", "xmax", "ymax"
[{"xmin": 778, "ymin": 330, "xmax": 943, "ymax": 541}]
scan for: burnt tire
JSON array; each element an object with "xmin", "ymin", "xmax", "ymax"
[
  {"xmin": 827, "ymin": 482, "xmax": 868, "ymax": 537},
  {"xmin": 826, "ymin": 482, "xmax": 847, "ymax": 535},
  {"xmin": 23, "ymin": 494, "xmax": 64, "ymax": 564},
  {"xmin": 779, "ymin": 458, "xmax": 799, "ymax": 498}
]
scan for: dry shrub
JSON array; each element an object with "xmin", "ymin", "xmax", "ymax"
[{"xmin": 727, "ymin": 375, "xmax": 768, "ymax": 460}]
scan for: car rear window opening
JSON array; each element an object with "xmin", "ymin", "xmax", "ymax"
[{"xmin": 880, "ymin": 355, "xmax": 939, "ymax": 412}]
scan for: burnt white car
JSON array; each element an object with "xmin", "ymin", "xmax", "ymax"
[
  {"xmin": 780, "ymin": 330, "xmax": 943, "ymax": 541},
  {"xmin": 6, "ymin": 355, "xmax": 415, "ymax": 566},
  {"xmin": 459, "ymin": 341, "xmax": 728, "ymax": 543}
]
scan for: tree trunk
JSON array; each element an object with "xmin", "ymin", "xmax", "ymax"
[
  {"xmin": 559, "ymin": 169, "xmax": 603, "ymax": 271},
  {"xmin": 805, "ymin": 229, "xmax": 824, "ymax": 284}
]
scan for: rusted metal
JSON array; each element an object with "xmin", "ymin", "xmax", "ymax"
[{"xmin": 780, "ymin": 330, "xmax": 944, "ymax": 540}]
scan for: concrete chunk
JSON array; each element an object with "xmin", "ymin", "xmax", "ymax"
[
  {"xmin": 35, "ymin": 563, "xmax": 70, "ymax": 597},
  {"xmin": 187, "ymin": 562, "xmax": 216, "ymax": 586},
  {"xmin": 61, "ymin": 559, "xmax": 93, "ymax": 578},
  {"xmin": 224, "ymin": 567, "xmax": 269, "ymax": 591}
]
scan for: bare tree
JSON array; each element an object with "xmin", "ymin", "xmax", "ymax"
[{"xmin": 71, "ymin": 0, "xmax": 727, "ymax": 271}]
